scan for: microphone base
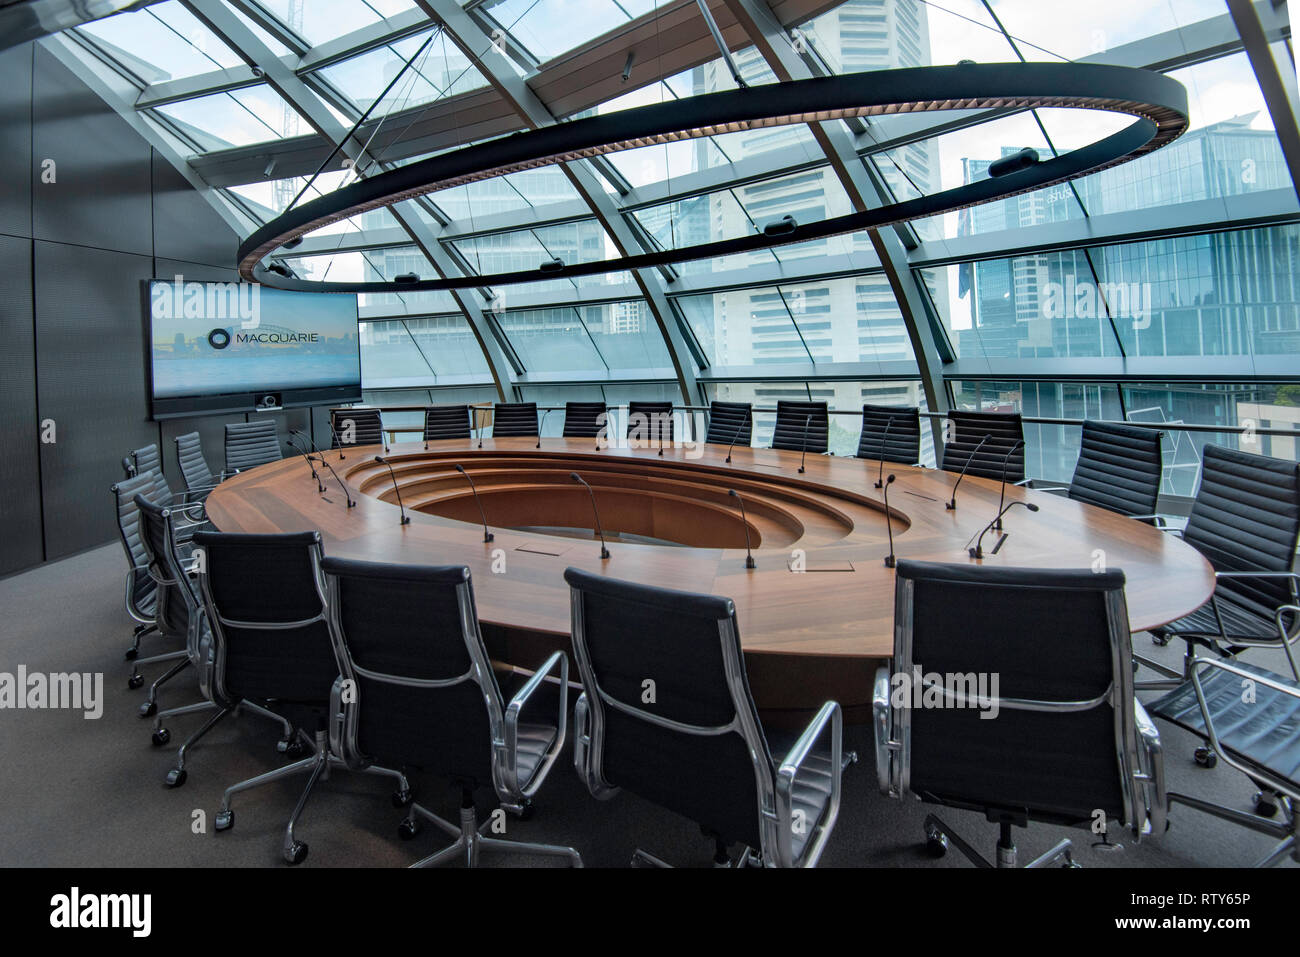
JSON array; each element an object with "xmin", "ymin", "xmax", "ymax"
[
  {"xmin": 599, "ymin": 547, "xmax": 611, "ymax": 560},
  {"xmin": 874, "ymin": 481, "xmax": 883, "ymax": 489},
  {"xmin": 946, "ymin": 501, "xmax": 957, "ymax": 510},
  {"xmin": 968, "ymin": 547, "xmax": 982, "ymax": 559},
  {"xmin": 483, "ymin": 532, "xmax": 495, "ymax": 543},
  {"xmin": 745, "ymin": 556, "xmax": 756, "ymax": 569},
  {"xmin": 400, "ymin": 516, "xmax": 411, "ymax": 525},
  {"xmin": 993, "ymin": 518, "xmax": 1004, "ymax": 531},
  {"xmin": 798, "ymin": 467, "xmax": 806, "ymax": 474},
  {"xmin": 725, "ymin": 456, "xmax": 732, "ymax": 464},
  {"xmin": 883, "ymin": 555, "xmax": 896, "ymax": 568}
]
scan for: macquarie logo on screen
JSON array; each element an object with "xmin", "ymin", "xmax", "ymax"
[{"xmin": 149, "ymin": 277, "xmax": 360, "ymax": 400}]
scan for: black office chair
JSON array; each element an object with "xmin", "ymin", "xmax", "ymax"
[
  {"xmin": 112, "ymin": 473, "xmax": 189, "ymax": 687},
  {"xmin": 135, "ymin": 496, "xmax": 269, "ymax": 788},
  {"xmin": 422, "ymin": 404, "xmax": 472, "ymax": 445},
  {"xmin": 122, "ymin": 442, "xmax": 162, "ymax": 479},
  {"xmin": 874, "ymin": 560, "xmax": 1166, "ymax": 867},
  {"xmin": 224, "ymin": 420, "xmax": 281, "ymax": 473},
  {"xmin": 1149, "ymin": 656, "xmax": 1300, "ymax": 864},
  {"xmin": 175, "ymin": 431, "xmax": 231, "ymax": 504},
  {"xmin": 563, "ymin": 401, "xmax": 607, "ymax": 439},
  {"xmin": 192, "ymin": 529, "xmax": 409, "ymax": 865},
  {"xmin": 626, "ymin": 400, "xmax": 674, "ymax": 444},
  {"xmin": 331, "ymin": 407, "xmax": 384, "ymax": 450},
  {"xmin": 1033, "ymin": 420, "xmax": 1164, "ymax": 522},
  {"xmin": 856, "ymin": 404, "xmax": 922, "ymax": 465},
  {"xmin": 1140, "ymin": 445, "xmax": 1300, "ymax": 721},
  {"xmin": 491, "ymin": 401, "xmax": 539, "ymax": 438},
  {"xmin": 771, "ymin": 400, "xmax": 828, "ymax": 455},
  {"xmin": 940, "ymin": 410, "xmax": 1025, "ymax": 482},
  {"xmin": 704, "ymin": 401, "xmax": 752, "ymax": 448},
  {"xmin": 565, "ymin": 567, "xmax": 844, "ymax": 867},
  {"xmin": 322, "ymin": 557, "xmax": 581, "ymax": 867}
]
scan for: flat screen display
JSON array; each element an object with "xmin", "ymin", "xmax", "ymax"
[{"xmin": 146, "ymin": 279, "xmax": 361, "ymax": 418}]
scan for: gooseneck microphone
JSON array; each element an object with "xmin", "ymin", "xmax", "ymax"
[
  {"xmin": 875, "ymin": 416, "xmax": 896, "ymax": 489},
  {"xmin": 968, "ymin": 500, "xmax": 1040, "ymax": 559},
  {"xmin": 316, "ymin": 455, "xmax": 355, "ymax": 508},
  {"xmin": 536, "ymin": 408, "xmax": 557, "ymax": 448},
  {"xmin": 285, "ymin": 438, "xmax": 324, "ymax": 493},
  {"xmin": 798, "ymin": 414, "xmax": 813, "ymax": 474},
  {"xmin": 993, "ymin": 438, "xmax": 1027, "ymax": 530},
  {"xmin": 453, "ymin": 464, "xmax": 493, "ymax": 543},
  {"xmin": 570, "ymin": 472, "xmax": 610, "ymax": 559},
  {"xmin": 946, "ymin": 434, "xmax": 990, "ymax": 511},
  {"xmin": 882, "ymin": 474, "xmax": 897, "ymax": 568},
  {"xmin": 373, "ymin": 457, "xmax": 410, "ymax": 525},
  {"xmin": 727, "ymin": 489, "xmax": 757, "ymax": 569},
  {"xmin": 724, "ymin": 414, "xmax": 748, "ymax": 465}
]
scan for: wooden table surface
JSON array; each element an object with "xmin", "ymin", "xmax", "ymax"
[{"xmin": 204, "ymin": 437, "xmax": 1214, "ymax": 718}]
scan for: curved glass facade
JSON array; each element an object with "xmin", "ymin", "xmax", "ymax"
[{"xmin": 59, "ymin": 0, "xmax": 1300, "ymax": 493}]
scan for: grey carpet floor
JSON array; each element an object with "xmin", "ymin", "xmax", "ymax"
[{"xmin": 0, "ymin": 543, "xmax": 1291, "ymax": 868}]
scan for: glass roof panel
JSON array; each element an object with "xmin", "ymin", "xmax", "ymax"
[
  {"xmin": 256, "ymin": 0, "xmax": 419, "ymax": 47},
  {"xmin": 427, "ymin": 167, "xmax": 582, "ymax": 221},
  {"xmin": 153, "ymin": 84, "xmax": 308, "ymax": 152},
  {"xmin": 984, "ymin": 0, "xmax": 1226, "ymax": 62},
  {"xmin": 78, "ymin": 2, "xmax": 243, "ymax": 84},
  {"xmin": 451, "ymin": 220, "xmax": 623, "ymax": 293},
  {"xmin": 1040, "ymin": 53, "xmax": 1290, "ymax": 216},
  {"xmin": 316, "ymin": 28, "xmax": 488, "ymax": 115},
  {"xmin": 478, "ymin": 0, "xmax": 660, "ymax": 64},
  {"xmin": 360, "ymin": 316, "xmax": 490, "ymax": 386}
]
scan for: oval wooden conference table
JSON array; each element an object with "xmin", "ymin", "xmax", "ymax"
[{"xmin": 205, "ymin": 437, "xmax": 1214, "ymax": 723}]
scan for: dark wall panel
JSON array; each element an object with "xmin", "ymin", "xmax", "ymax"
[
  {"xmin": 30, "ymin": 44, "xmax": 152, "ymax": 256},
  {"xmin": 0, "ymin": 44, "xmax": 33, "ymax": 239},
  {"xmin": 35, "ymin": 241, "xmax": 157, "ymax": 559},
  {"xmin": 151, "ymin": 156, "xmax": 239, "ymax": 270},
  {"xmin": 0, "ymin": 235, "xmax": 42, "ymax": 575}
]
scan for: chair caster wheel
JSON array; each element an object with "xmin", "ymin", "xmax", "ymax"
[
  {"xmin": 139, "ymin": 701, "xmax": 156, "ymax": 718},
  {"xmin": 215, "ymin": 810, "xmax": 233, "ymax": 832},
  {"xmin": 165, "ymin": 767, "xmax": 186, "ymax": 788},
  {"xmin": 1061, "ymin": 854, "xmax": 1082, "ymax": 869},
  {"xmin": 1254, "ymin": 792, "xmax": 1280, "ymax": 817},
  {"xmin": 152, "ymin": 728, "xmax": 170, "ymax": 746},
  {"xmin": 124, "ymin": 648, "xmax": 138, "ymax": 661},
  {"xmin": 398, "ymin": 819, "xmax": 419, "ymax": 841},
  {"xmin": 515, "ymin": 801, "xmax": 536, "ymax": 821},
  {"xmin": 1151, "ymin": 634, "xmax": 1169, "ymax": 647},
  {"xmin": 392, "ymin": 788, "xmax": 414, "ymax": 808},
  {"xmin": 128, "ymin": 674, "xmax": 144, "ymax": 690},
  {"xmin": 1194, "ymin": 747, "xmax": 1218, "ymax": 768},
  {"xmin": 284, "ymin": 841, "xmax": 308, "ymax": 865},
  {"xmin": 278, "ymin": 739, "xmax": 307, "ymax": 758},
  {"xmin": 924, "ymin": 824, "xmax": 948, "ymax": 858}
]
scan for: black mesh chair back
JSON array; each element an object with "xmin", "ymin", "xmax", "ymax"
[
  {"xmin": 772, "ymin": 400, "xmax": 828, "ymax": 454},
  {"xmin": 134, "ymin": 495, "xmax": 198, "ymax": 644},
  {"xmin": 705, "ymin": 401, "xmax": 752, "ymax": 448},
  {"xmin": 125, "ymin": 443, "xmax": 162, "ymax": 479},
  {"xmin": 491, "ymin": 402, "xmax": 539, "ymax": 438},
  {"xmin": 322, "ymin": 559, "xmax": 501, "ymax": 786},
  {"xmin": 940, "ymin": 411, "xmax": 1024, "ymax": 481},
  {"xmin": 224, "ymin": 420, "xmax": 281, "ymax": 473},
  {"xmin": 423, "ymin": 405, "xmax": 472, "ymax": 442},
  {"xmin": 856, "ymin": 404, "xmax": 922, "ymax": 464},
  {"xmin": 889, "ymin": 560, "xmax": 1140, "ymax": 828},
  {"xmin": 563, "ymin": 401, "xmax": 607, "ymax": 438},
  {"xmin": 626, "ymin": 401, "xmax": 674, "ymax": 443},
  {"xmin": 331, "ymin": 408, "xmax": 384, "ymax": 449},
  {"xmin": 175, "ymin": 431, "xmax": 219, "ymax": 500},
  {"xmin": 564, "ymin": 567, "xmax": 774, "ymax": 849},
  {"xmin": 112, "ymin": 472, "xmax": 160, "ymax": 617},
  {"xmin": 1183, "ymin": 445, "xmax": 1300, "ymax": 619},
  {"xmin": 191, "ymin": 530, "xmax": 338, "ymax": 709},
  {"xmin": 1068, "ymin": 420, "xmax": 1162, "ymax": 518}
]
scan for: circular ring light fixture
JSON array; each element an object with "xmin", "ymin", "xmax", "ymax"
[{"xmin": 238, "ymin": 62, "xmax": 1189, "ymax": 293}]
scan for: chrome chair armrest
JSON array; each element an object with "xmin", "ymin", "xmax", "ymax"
[
  {"xmin": 774, "ymin": 699, "xmax": 842, "ymax": 868},
  {"xmin": 504, "ymin": 651, "xmax": 569, "ymax": 798},
  {"xmin": 1125, "ymin": 512, "xmax": 1167, "ymax": 527},
  {"xmin": 1013, "ymin": 478, "xmax": 1033, "ymax": 487},
  {"xmin": 1034, "ymin": 485, "xmax": 1070, "ymax": 494},
  {"xmin": 1187, "ymin": 656, "xmax": 1300, "ymax": 801},
  {"xmin": 123, "ymin": 565, "xmax": 154, "ymax": 624},
  {"xmin": 872, "ymin": 665, "xmax": 895, "ymax": 795},
  {"xmin": 1132, "ymin": 699, "xmax": 1166, "ymax": 838}
]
